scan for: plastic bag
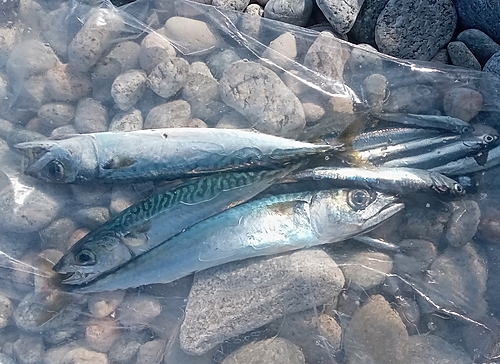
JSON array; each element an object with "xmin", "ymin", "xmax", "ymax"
[{"xmin": 0, "ymin": 0, "xmax": 500, "ymax": 363}]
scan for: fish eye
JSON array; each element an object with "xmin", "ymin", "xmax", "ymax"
[
  {"xmin": 483, "ymin": 134, "xmax": 496, "ymax": 144},
  {"xmin": 454, "ymin": 183, "xmax": 464, "ymax": 194},
  {"xmin": 461, "ymin": 126, "xmax": 472, "ymax": 134},
  {"xmin": 75, "ymin": 250, "xmax": 96, "ymax": 266},
  {"xmin": 45, "ymin": 160, "xmax": 65, "ymax": 182},
  {"xmin": 348, "ymin": 189, "xmax": 372, "ymax": 210}
]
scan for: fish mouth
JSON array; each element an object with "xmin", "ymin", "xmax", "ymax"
[
  {"xmin": 13, "ymin": 143, "xmax": 50, "ymax": 170},
  {"xmin": 59, "ymin": 271, "xmax": 91, "ymax": 285},
  {"xmin": 362, "ymin": 201, "xmax": 405, "ymax": 231}
]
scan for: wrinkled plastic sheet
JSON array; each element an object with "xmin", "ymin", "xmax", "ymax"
[{"xmin": 0, "ymin": 0, "xmax": 500, "ymax": 363}]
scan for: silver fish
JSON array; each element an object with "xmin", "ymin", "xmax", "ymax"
[
  {"xmin": 53, "ymin": 166, "xmax": 299, "ymax": 285},
  {"xmin": 381, "ymin": 134, "xmax": 498, "ymax": 169},
  {"xmin": 373, "ymin": 113, "xmax": 474, "ymax": 134},
  {"xmin": 65, "ymin": 188, "xmax": 404, "ymax": 292},
  {"xmin": 291, "ymin": 166, "xmax": 465, "ymax": 196},
  {"xmin": 429, "ymin": 145, "xmax": 500, "ymax": 176},
  {"xmin": 352, "ymin": 127, "xmax": 442, "ymax": 152},
  {"xmin": 14, "ymin": 128, "xmax": 336, "ymax": 183}
]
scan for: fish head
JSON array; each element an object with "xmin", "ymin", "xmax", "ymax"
[
  {"xmin": 310, "ymin": 188, "xmax": 404, "ymax": 240},
  {"xmin": 14, "ymin": 139, "xmax": 87, "ymax": 183},
  {"xmin": 53, "ymin": 233, "xmax": 133, "ymax": 285}
]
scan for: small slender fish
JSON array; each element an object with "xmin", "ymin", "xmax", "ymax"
[
  {"xmin": 14, "ymin": 128, "xmax": 337, "ymax": 183},
  {"xmin": 63, "ymin": 188, "xmax": 404, "ymax": 292},
  {"xmin": 352, "ymin": 236, "xmax": 401, "ymax": 252},
  {"xmin": 52, "ymin": 166, "xmax": 299, "ymax": 285},
  {"xmin": 381, "ymin": 134, "xmax": 498, "ymax": 169},
  {"xmin": 290, "ymin": 166, "xmax": 465, "ymax": 196},
  {"xmin": 429, "ymin": 145, "xmax": 500, "ymax": 176},
  {"xmin": 357, "ymin": 135, "xmax": 462, "ymax": 163},
  {"xmin": 373, "ymin": 113, "xmax": 474, "ymax": 134},
  {"xmin": 351, "ymin": 127, "xmax": 442, "ymax": 151}
]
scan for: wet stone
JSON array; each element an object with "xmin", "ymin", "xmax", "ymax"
[
  {"xmin": 245, "ymin": 3, "xmax": 264, "ymax": 16},
  {"xmin": 25, "ymin": 117, "xmax": 53, "ymax": 136},
  {"xmin": 206, "ymin": 49, "xmax": 240, "ymax": 79},
  {"xmin": 7, "ymin": 40, "xmax": 59, "ymax": 81},
  {"xmin": 375, "ymin": 0, "xmax": 456, "ymax": 61},
  {"xmin": 188, "ymin": 61, "xmax": 214, "ymax": 78},
  {"xmin": 108, "ymin": 332, "xmax": 142, "ymax": 364},
  {"xmin": 340, "ymin": 250, "xmax": 393, "ymax": 290},
  {"xmin": 407, "ymin": 334, "xmax": 471, "ymax": 364},
  {"xmin": 0, "ymin": 293, "xmax": 13, "ymax": 329},
  {"xmin": 443, "ymin": 88, "xmax": 483, "ymax": 122},
  {"xmin": 180, "ymin": 249, "xmax": 345, "ymax": 355},
  {"xmin": 222, "ymin": 337, "xmax": 305, "ymax": 364},
  {"xmin": 139, "ymin": 30, "xmax": 177, "ymax": 74},
  {"xmin": 86, "ymin": 317, "xmax": 119, "ymax": 353},
  {"xmin": 430, "ymin": 48, "xmax": 450, "ymax": 64},
  {"xmin": 109, "ymin": 108, "xmax": 143, "ymax": 132},
  {"xmin": 0, "ymin": 179, "xmax": 60, "ymax": 233},
  {"xmin": 393, "ymin": 295, "xmax": 420, "ymax": 335},
  {"xmin": 212, "ymin": 0, "xmax": 250, "ymax": 11},
  {"xmin": 74, "ymin": 206, "xmax": 110, "ymax": 231},
  {"xmin": 316, "ymin": 0, "xmax": 364, "ymax": 34},
  {"xmin": 111, "ymin": 69, "xmax": 147, "ymax": 111},
  {"xmin": 219, "ymin": 60, "xmax": 305, "ymax": 138},
  {"xmin": 454, "ymin": 0, "xmax": 500, "ymax": 45},
  {"xmin": 164, "ymin": 17, "xmax": 217, "ymax": 55},
  {"xmin": 443, "ymin": 199, "xmax": 481, "ymax": 247},
  {"xmin": 0, "ymin": 26, "xmax": 18, "ymax": 68},
  {"xmin": 40, "ymin": 217, "xmax": 77, "ymax": 252},
  {"xmin": 117, "ymin": 293, "xmax": 162, "ymax": 327},
  {"xmin": 269, "ymin": 309, "xmax": 342, "ymax": 363},
  {"xmin": 13, "ymin": 334, "xmax": 44, "ymax": 364},
  {"xmin": 264, "ymin": 0, "xmax": 313, "ymax": 27},
  {"xmin": 147, "ymin": 57, "xmax": 189, "ymax": 98},
  {"xmin": 0, "ymin": 353, "xmax": 15, "ymax": 364},
  {"xmin": 215, "ymin": 110, "xmax": 250, "ymax": 129},
  {"xmin": 144, "ymin": 100, "xmax": 191, "ymax": 129},
  {"xmin": 41, "ymin": 4, "xmax": 71, "ymax": 59},
  {"xmin": 104, "ymin": 40, "xmax": 141, "ymax": 72},
  {"xmin": 447, "ymin": 41, "xmax": 481, "ymax": 71},
  {"xmin": 88, "ymin": 290, "xmax": 125, "ymax": 318},
  {"xmin": 483, "ymin": 51, "xmax": 500, "ymax": 77},
  {"xmin": 261, "ymin": 32, "xmax": 297, "ymax": 70},
  {"xmin": 456, "ymin": 29, "xmax": 500, "ymax": 65},
  {"xmin": 60, "ymin": 347, "xmax": 108, "ymax": 364},
  {"xmin": 74, "ymin": 98, "xmax": 109, "ymax": 133},
  {"xmin": 68, "ymin": 8, "xmax": 123, "ymax": 71},
  {"xmin": 136, "ymin": 339, "xmax": 167, "ymax": 364},
  {"xmin": 349, "ymin": 0, "xmax": 389, "ymax": 46},
  {"xmin": 13, "ymin": 75, "xmax": 51, "ymax": 112},
  {"xmin": 426, "ymin": 243, "xmax": 488, "ymax": 316},
  {"xmin": 384, "ymin": 85, "xmax": 439, "ymax": 114},
  {"xmin": 393, "ymin": 239, "xmax": 437, "ymax": 277},
  {"xmin": 38, "ymin": 102, "xmax": 75, "ymax": 128},
  {"xmin": 363, "ymin": 73, "xmax": 387, "ymax": 109},
  {"xmin": 302, "ymin": 101, "xmax": 326, "ymax": 123},
  {"xmin": 45, "ymin": 63, "xmax": 92, "ymax": 102},
  {"xmin": 68, "ymin": 228, "xmax": 90, "ymax": 249},
  {"xmin": 344, "ymin": 295, "xmax": 409, "ymax": 364}
]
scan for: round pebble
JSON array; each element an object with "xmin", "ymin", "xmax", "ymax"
[
  {"xmin": 443, "ymin": 88, "xmax": 483, "ymax": 122},
  {"xmin": 384, "ymin": 85, "xmax": 439, "ymax": 114},
  {"xmin": 222, "ymin": 337, "xmax": 305, "ymax": 364},
  {"xmin": 104, "ymin": 40, "xmax": 141, "ymax": 71},
  {"xmin": 117, "ymin": 294, "xmax": 162, "ymax": 327},
  {"xmin": 68, "ymin": 8, "xmax": 123, "ymax": 71},
  {"xmin": 139, "ymin": 30, "xmax": 177, "ymax": 73},
  {"xmin": 13, "ymin": 334, "xmax": 45, "ymax": 364},
  {"xmin": 74, "ymin": 206, "xmax": 110, "ymax": 231},
  {"xmin": 144, "ymin": 100, "xmax": 191, "ymax": 129},
  {"xmin": 206, "ymin": 49, "xmax": 240, "ymax": 79},
  {"xmin": 219, "ymin": 60, "xmax": 305, "ymax": 138},
  {"xmin": 212, "ymin": 0, "xmax": 250, "ymax": 11},
  {"xmin": 38, "ymin": 102, "xmax": 75, "ymax": 128},
  {"xmin": 350, "ymin": 0, "xmax": 389, "ymax": 46},
  {"xmin": 344, "ymin": 295, "xmax": 409, "ymax": 364},
  {"xmin": 484, "ymin": 50, "xmax": 500, "ymax": 77},
  {"xmin": 261, "ymin": 32, "xmax": 297, "ymax": 69},
  {"xmin": 407, "ymin": 334, "xmax": 472, "ymax": 364},
  {"xmin": 108, "ymin": 333, "xmax": 142, "ymax": 364},
  {"xmin": 0, "ymin": 293, "xmax": 13, "ymax": 329},
  {"xmin": 447, "ymin": 41, "xmax": 481, "ymax": 70},
  {"xmin": 456, "ymin": 29, "xmax": 500, "ymax": 65},
  {"xmin": 111, "ymin": 69, "xmax": 147, "ymax": 111},
  {"xmin": 0, "ymin": 353, "xmax": 15, "ymax": 364},
  {"xmin": 341, "ymin": 250, "xmax": 393, "ymax": 290},
  {"xmin": 87, "ymin": 290, "xmax": 126, "ymax": 318},
  {"xmin": 85, "ymin": 317, "xmax": 119, "ymax": 353},
  {"xmin": 316, "ymin": 0, "xmax": 364, "ymax": 34},
  {"xmin": 147, "ymin": 57, "xmax": 189, "ymax": 98},
  {"xmin": 444, "ymin": 199, "xmax": 481, "ymax": 247},
  {"xmin": 108, "ymin": 108, "xmax": 143, "ymax": 132},
  {"xmin": 45, "ymin": 63, "xmax": 92, "ymax": 102},
  {"xmin": 61, "ymin": 347, "xmax": 108, "ymax": 364},
  {"xmin": 363, "ymin": 73, "xmax": 387, "ymax": 109},
  {"xmin": 74, "ymin": 98, "xmax": 109, "ymax": 133},
  {"xmin": 375, "ymin": 0, "xmax": 457, "ymax": 60},
  {"xmin": 264, "ymin": 0, "xmax": 313, "ymax": 27},
  {"xmin": 0, "ymin": 26, "xmax": 18, "ymax": 68},
  {"xmin": 136, "ymin": 339, "xmax": 167, "ymax": 364},
  {"xmin": 7, "ymin": 40, "xmax": 59, "ymax": 81},
  {"xmin": 163, "ymin": 17, "xmax": 217, "ymax": 55},
  {"xmin": 454, "ymin": 0, "xmax": 500, "ymax": 45}
]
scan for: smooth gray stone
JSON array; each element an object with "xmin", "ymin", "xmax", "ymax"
[
  {"xmin": 264, "ymin": 0, "xmax": 313, "ymax": 26},
  {"xmin": 454, "ymin": 0, "xmax": 500, "ymax": 44},
  {"xmin": 315, "ymin": 0, "xmax": 365, "ymax": 34},
  {"xmin": 375, "ymin": 0, "xmax": 456, "ymax": 60},
  {"xmin": 349, "ymin": 0, "xmax": 389, "ymax": 46},
  {"xmin": 447, "ymin": 41, "xmax": 481, "ymax": 70},
  {"xmin": 484, "ymin": 50, "xmax": 500, "ymax": 77},
  {"xmin": 212, "ymin": 0, "xmax": 250, "ymax": 11},
  {"xmin": 457, "ymin": 29, "xmax": 500, "ymax": 65}
]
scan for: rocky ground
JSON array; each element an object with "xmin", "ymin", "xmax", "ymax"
[{"xmin": 0, "ymin": 0, "xmax": 500, "ymax": 363}]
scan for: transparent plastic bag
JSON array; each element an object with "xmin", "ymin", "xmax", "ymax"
[{"xmin": 0, "ymin": 0, "xmax": 500, "ymax": 363}]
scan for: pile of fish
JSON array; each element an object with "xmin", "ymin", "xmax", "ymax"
[{"xmin": 12, "ymin": 112, "xmax": 500, "ymax": 294}]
